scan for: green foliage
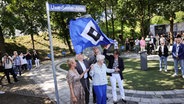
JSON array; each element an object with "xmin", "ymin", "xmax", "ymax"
[
  {"xmin": 4, "ymin": 33, "xmax": 68, "ymax": 59},
  {"xmin": 150, "ymin": 16, "xmax": 169, "ymax": 25},
  {"xmin": 7, "ymin": 0, "xmax": 47, "ymax": 35},
  {"xmin": 0, "ymin": 0, "xmax": 18, "ymax": 36},
  {"xmin": 60, "ymin": 63, "xmax": 69, "ymax": 71},
  {"xmin": 175, "ymin": 11, "xmax": 184, "ymax": 23},
  {"xmin": 1, "ymin": 0, "xmax": 184, "ymax": 54},
  {"xmin": 155, "ymin": 0, "xmax": 184, "ymax": 20},
  {"xmin": 150, "ymin": 11, "xmax": 184, "ymax": 26}
]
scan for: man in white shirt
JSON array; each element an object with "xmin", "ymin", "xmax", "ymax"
[
  {"xmin": 134, "ymin": 37, "xmax": 140, "ymax": 53},
  {"xmin": 75, "ymin": 53, "xmax": 90, "ymax": 104}
]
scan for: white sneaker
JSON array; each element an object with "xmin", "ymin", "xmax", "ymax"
[
  {"xmin": 164, "ymin": 70, "xmax": 167, "ymax": 72},
  {"xmin": 0, "ymin": 91, "xmax": 5, "ymax": 94},
  {"xmin": 172, "ymin": 73, "xmax": 178, "ymax": 77},
  {"xmin": 159, "ymin": 68, "xmax": 162, "ymax": 71},
  {"xmin": 182, "ymin": 75, "xmax": 184, "ymax": 78}
]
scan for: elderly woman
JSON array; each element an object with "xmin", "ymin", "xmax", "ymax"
[
  {"xmin": 90, "ymin": 54, "xmax": 119, "ymax": 104},
  {"xmin": 66, "ymin": 58, "xmax": 88, "ymax": 104}
]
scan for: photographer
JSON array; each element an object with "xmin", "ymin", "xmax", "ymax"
[{"xmin": 2, "ymin": 53, "xmax": 18, "ymax": 84}]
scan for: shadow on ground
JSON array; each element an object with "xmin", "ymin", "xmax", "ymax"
[{"xmin": 0, "ymin": 92, "xmax": 56, "ymax": 104}]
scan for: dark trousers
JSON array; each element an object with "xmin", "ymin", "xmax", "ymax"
[
  {"xmin": 21, "ymin": 64, "xmax": 27, "ymax": 70},
  {"xmin": 93, "ymin": 86, "xmax": 96, "ymax": 102},
  {"xmin": 4, "ymin": 68, "xmax": 18, "ymax": 83},
  {"xmin": 82, "ymin": 78, "xmax": 90, "ymax": 104}
]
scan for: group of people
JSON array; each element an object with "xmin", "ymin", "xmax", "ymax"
[
  {"xmin": 66, "ymin": 45, "xmax": 126, "ymax": 104},
  {"xmin": 134, "ymin": 35, "xmax": 157, "ymax": 54},
  {"xmin": 66, "ymin": 33, "xmax": 184, "ymax": 104},
  {"xmin": 124, "ymin": 33, "xmax": 178, "ymax": 54},
  {"xmin": 0, "ymin": 50, "xmax": 40, "ymax": 84},
  {"xmin": 158, "ymin": 34, "xmax": 184, "ymax": 78}
]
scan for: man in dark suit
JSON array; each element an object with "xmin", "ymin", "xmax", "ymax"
[
  {"xmin": 103, "ymin": 44, "xmax": 126, "ymax": 104},
  {"xmin": 172, "ymin": 35, "xmax": 184, "ymax": 78},
  {"xmin": 76, "ymin": 53, "xmax": 90, "ymax": 104}
]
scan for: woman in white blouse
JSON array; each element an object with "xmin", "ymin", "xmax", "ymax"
[{"xmin": 90, "ymin": 54, "xmax": 119, "ymax": 104}]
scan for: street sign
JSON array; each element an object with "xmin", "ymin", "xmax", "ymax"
[
  {"xmin": 49, "ymin": 4, "xmax": 86, "ymax": 12},
  {"xmin": 46, "ymin": 2, "xmax": 86, "ymax": 104}
]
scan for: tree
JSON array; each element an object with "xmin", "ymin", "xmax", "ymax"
[
  {"xmin": 7, "ymin": 0, "xmax": 47, "ymax": 49},
  {"xmin": 0, "ymin": 0, "xmax": 20, "ymax": 55},
  {"xmin": 49, "ymin": 0, "xmax": 108, "ymax": 54},
  {"xmin": 0, "ymin": 1, "xmax": 6, "ymax": 56},
  {"xmin": 155, "ymin": 0, "xmax": 184, "ymax": 44},
  {"xmin": 116, "ymin": 0, "xmax": 165, "ymax": 39}
]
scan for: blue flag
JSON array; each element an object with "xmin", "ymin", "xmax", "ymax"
[{"xmin": 69, "ymin": 17, "xmax": 113, "ymax": 54}]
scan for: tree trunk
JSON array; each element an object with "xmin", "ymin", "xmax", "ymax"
[
  {"xmin": 61, "ymin": 19, "xmax": 73, "ymax": 54},
  {"xmin": 141, "ymin": 17, "xmax": 145, "ymax": 37},
  {"xmin": 31, "ymin": 33, "xmax": 35, "ymax": 50},
  {"xmin": 120, "ymin": 20, "xmax": 124, "ymax": 43},
  {"xmin": 169, "ymin": 17, "xmax": 174, "ymax": 45},
  {"xmin": 0, "ymin": 25, "xmax": 5, "ymax": 57},
  {"xmin": 147, "ymin": 0, "xmax": 151, "ymax": 35},
  {"xmin": 66, "ymin": 38, "xmax": 73, "ymax": 54},
  {"xmin": 104, "ymin": 3, "xmax": 109, "ymax": 37},
  {"xmin": 111, "ymin": 13, "xmax": 115, "ymax": 39},
  {"xmin": 111, "ymin": 0, "xmax": 115, "ymax": 39},
  {"xmin": 65, "ymin": 29, "xmax": 73, "ymax": 54}
]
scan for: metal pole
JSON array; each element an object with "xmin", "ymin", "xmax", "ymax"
[{"xmin": 46, "ymin": 2, "xmax": 60, "ymax": 104}]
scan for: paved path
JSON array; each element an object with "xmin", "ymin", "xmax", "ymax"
[{"xmin": 1, "ymin": 54, "xmax": 184, "ymax": 104}]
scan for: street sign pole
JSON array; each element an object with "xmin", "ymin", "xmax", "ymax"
[
  {"xmin": 46, "ymin": 2, "xmax": 60, "ymax": 104},
  {"xmin": 46, "ymin": 2, "xmax": 86, "ymax": 104}
]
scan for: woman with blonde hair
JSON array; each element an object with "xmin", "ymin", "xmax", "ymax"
[{"xmin": 66, "ymin": 58, "xmax": 88, "ymax": 104}]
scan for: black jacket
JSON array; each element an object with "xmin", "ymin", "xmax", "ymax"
[
  {"xmin": 103, "ymin": 49, "xmax": 124, "ymax": 80},
  {"xmin": 158, "ymin": 45, "xmax": 169, "ymax": 57},
  {"xmin": 75, "ymin": 59, "xmax": 90, "ymax": 87},
  {"xmin": 75, "ymin": 59, "xmax": 90, "ymax": 104}
]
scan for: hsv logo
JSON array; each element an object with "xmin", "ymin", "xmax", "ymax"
[{"xmin": 80, "ymin": 20, "xmax": 103, "ymax": 45}]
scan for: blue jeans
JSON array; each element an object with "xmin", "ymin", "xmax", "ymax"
[
  {"xmin": 13, "ymin": 65, "xmax": 21, "ymax": 76},
  {"xmin": 93, "ymin": 84, "xmax": 107, "ymax": 104},
  {"xmin": 27, "ymin": 59, "xmax": 32, "ymax": 70},
  {"xmin": 135, "ymin": 45, "xmax": 140, "ymax": 53},
  {"xmin": 159, "ymin": 56, "xmax": 167, "ymax": 70},
  {"xmin": 174, "ymin": 59, "xmax": 184, "ymax": 75}
]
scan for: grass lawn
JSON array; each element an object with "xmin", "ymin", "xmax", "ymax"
[
  {"xmin": 123, "ymin": 58, "xmax": 184, "ymax": 91},
  {"xmin": 60, "ymin": 58, "xmax": 184, "ymax": 91}
]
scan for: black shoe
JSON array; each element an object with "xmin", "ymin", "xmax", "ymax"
[
  {"xmin": 113, "ymin": 101, "xmax": 117, "ymax": 104},
  {"xmin": 122, "ymin": 99, "xmax": 127, "ymax": 103},
  {"xmin": 15, "ymin": 79, "xmax": 19, "ymax": 82},
  {"xmin": 93, "ymin": 99, "xmax": 96, "ymax": 103},
  {"xmin": 8, "ymin": 82, "xmax": 13, "ymax": 84},
  {"xmin": 106, "ymin": 97, "xmax": 108, "ymax": 100}
]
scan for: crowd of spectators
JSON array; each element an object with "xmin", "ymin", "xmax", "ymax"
[{"xmin": 0, "ymin": 50, "xmax": 40, "ymax": 84}]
